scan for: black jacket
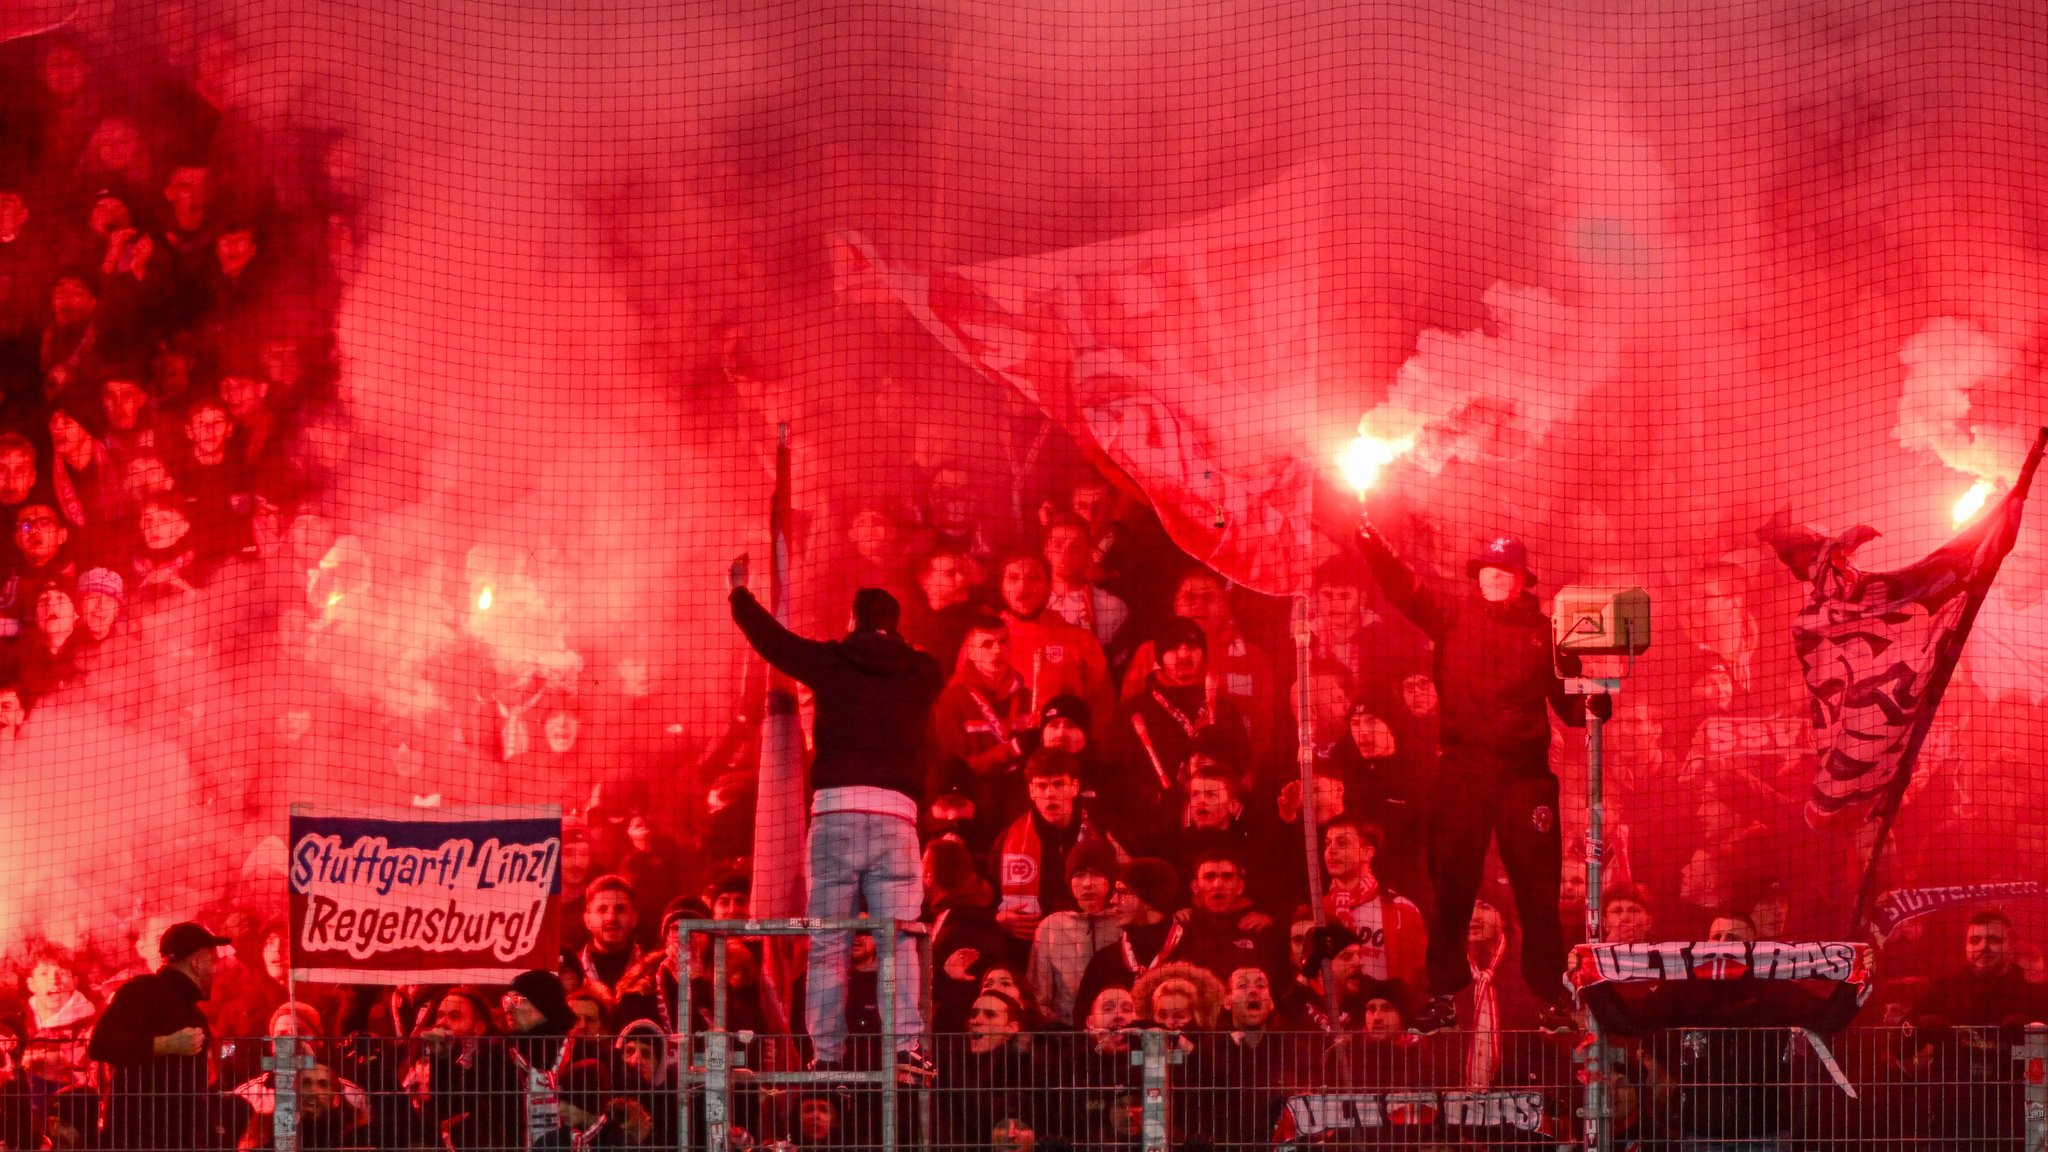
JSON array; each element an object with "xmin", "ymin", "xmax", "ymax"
[
  {"xmin": 420, "ymin": 1040, "xmax": 522, "ymax": 1152},
  {"xmin": 88, "ymin": 967, "xmax": 222, "ymax": 1150},
  {"xmin": 1075, "ymin": 920, "xmax": 1180, "ymax": 1024},
  {"xmin": 1101, "ymin": 674, "xmax": 1253, "ymax": 852},
  {"xmin": 730, "ymin": 588, "xmax": 944, "ymax": 802},
  {"xmin": 1357, "ymin": 529, "xmax": 1582, "ymax": 765},
  {"xmin": 929, "ymin": 888, "xmax": 1016, "ymax": 1033},
  {"xmin": 1175, "ymin": 904, "xmax": 1290, "ymax": 989}
]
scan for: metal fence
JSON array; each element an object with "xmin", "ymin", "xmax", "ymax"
[
  {"xmin": 667, "ymin": 1024, "xmax": 2048, "ymax": 1152},
  {"xmin": 33, "ymin": 1024, "xmax": 2048, "ymax": 1150}
]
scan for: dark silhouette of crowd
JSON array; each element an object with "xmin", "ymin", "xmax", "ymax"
[{"xmin": 0, "ymin": 24, "xmax": 350, "ymax": 731}]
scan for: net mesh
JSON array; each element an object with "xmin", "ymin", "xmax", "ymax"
[{"xmin": 1, "ymin": 0, "xmax": 2046, "ymax": 1124}]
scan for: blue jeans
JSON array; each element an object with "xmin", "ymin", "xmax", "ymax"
[{"xmin": 805, "ymin": 811, "xmax": 925, "ymax": 1061}]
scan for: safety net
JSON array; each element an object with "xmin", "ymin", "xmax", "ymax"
[{"xmin": 1, "ymin": 0, "xmax": 2046, "ymax": 1147}]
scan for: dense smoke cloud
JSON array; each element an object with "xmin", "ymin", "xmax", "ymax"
[
  {"xmin": 20, "ymin": 0, "xmax": 2046, "ymax": 940},
  {"xmin": 267, "ymin": 0, "xmax": 2048, "ymax": 616}
]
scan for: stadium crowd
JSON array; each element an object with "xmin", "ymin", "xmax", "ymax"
[{"xmin": 2, "ymin": 17, "xmax": 2048, "ymax": 1152}]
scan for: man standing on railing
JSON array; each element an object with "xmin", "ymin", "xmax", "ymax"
[
  {"xmin": 87, "ymin": 921, "xmax": 232, "ymax": 1151},
  {"xmin": 730, "ymin": 559, "xmax": 946, "ymax": 1076},
  {"xmin": 1354, "ymin": 520, "xmax": 1585, "ymax": 1033}
]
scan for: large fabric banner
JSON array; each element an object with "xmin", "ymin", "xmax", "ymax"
[
  {"xmin": 288, "ymin": 805, "xmax": 563, "ymax": 984},
  {"xmin": 1764, "ymin": 428, "xmax": 2047, "ymax": 827},
  {"xmin": 1567, "ymin": 940, "xmax": 1872, "ymax": 1035},
  {"xmin": 1869, "ymin": 881, "xmax": 2048, "ymax": 943},
  {"xmin": 844, "ymin": 164, "xmax": 1327, "ymax": 598}
]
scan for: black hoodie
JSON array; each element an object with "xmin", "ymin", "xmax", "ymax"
[
  {"xmin": 1356, "ymin": 529, "xmax": 1584, "ymax": 766},
  {"xmin": 730, "ymin": 587, "xmax": 945, "ymax": 802}
]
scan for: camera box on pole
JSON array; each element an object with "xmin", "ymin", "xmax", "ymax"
[{"xmin": 1552, "ymin": 586, "xmax": 1651, "ymax": 657}]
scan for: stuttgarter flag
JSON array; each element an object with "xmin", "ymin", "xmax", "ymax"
[
  {"xmin": 837, "ymin": 164, "xmax": 1330, "ymax": 599},
  {"xmin": 288, "ymin": 805, "xmax": 563, "ymax": 984},
  {"xmin": 1763, "ymin": 427, "xmax": 2047, "ymax": 827}
]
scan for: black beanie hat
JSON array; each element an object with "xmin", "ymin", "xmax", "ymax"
[
  {"xmin": 509, "ymin": 969, "xmax": 576, "ymax": 1034},
  {"xmin": 1356, "ymin": 976, "xmax": 1412, "ymax": 1019},
  {"xmin": 1152, "ymin": 615, "xmax": 1207, "ymax": 659},
  {"xmin": 852, "ymin": 587, "xmax": 901, "ymax": 632},
  {"xmin": 556, "ymin": 1058, "xmax": 611, "ymax": 1117},
  {"xmin": 1119, "ymin": 857, "xmax": 1181, "ymax": 914},
  {"xmin": 1040, "ymin": 693, "xmax": 1092, "ymax": 732}
]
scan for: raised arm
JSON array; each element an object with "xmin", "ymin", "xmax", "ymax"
[
  {"xmin": 729, "ymin": 586, "xmax": 834, "ymax": 686},
  {"xmin": 1353, "ymin": 520, "xmax": 1450, "ymax": 640}
]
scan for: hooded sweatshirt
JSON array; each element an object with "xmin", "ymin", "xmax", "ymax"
[
  {"xmin": 1357, "ymin": 530, "xmax": 1584, "ymax": 765},
  {"xmin": 730, "ymin": 587, "xmax": 945, "ymax": 804}
]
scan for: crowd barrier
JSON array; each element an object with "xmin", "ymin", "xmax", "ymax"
[{"xmin": 38, "ymin": 1022, "xmax": 2048, "ymax": 1151}]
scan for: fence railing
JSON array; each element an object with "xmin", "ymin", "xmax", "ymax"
[{"xmin": 29, "ymin": 1023, "xmax": 2048, "ymax": 1151}]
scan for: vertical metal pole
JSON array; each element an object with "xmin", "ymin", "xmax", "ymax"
[
  {"xmin": 1292, "ymin": 596, "xmax": 1336, "ymax": 1016},
  {"xmin": 279, "ymin": 926, "xmax": 302, "ymax": 1152},
  {"xmin": 701, "ymin": 935, "xmax": 733, "ymax": 1152},
  {"xmin": 677, "ymin": 921, "xmax": 694, "ymax": 1152},
  {"xmin": 878, "ymin": 921, "xmax": 899, "ymax": 1152},
  {"xmin": 2020, "ymin": 1022, "xmax": 2048, "ymax": 1152},
  {"xmin": 1135, "ymin": 1028, "xmax": 1177, "ymax": 1152},
  {"xmin": 916, "ymin": 926, "xmax": 935, "ymax": 1152},
  {"xmin": 1584, "ymin": 706, "xmax": 1606, "ymax": 951},
  {"xmin": 1293, "ymin": 597, "xmax": 1328, "ymax": 899},
  {"xmin": 1580, "ymin": 699, "xmax": 1612, "ymax": 1152},
  {"xmin": 269, "ymin": 1033, "xmax": 302, "ymax": 1152}
]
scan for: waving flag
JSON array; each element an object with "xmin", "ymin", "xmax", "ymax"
[
  {"xmin": 1765, "ymin": 427, "xmax": 2047, "ymax": 830},
  {"xmin": 749, "ymin": 424, "xmax": 807, "ymax": 918},
  {"xmin": 840, "ymin": 164, "xmax": 1328, "ymax": 597}
]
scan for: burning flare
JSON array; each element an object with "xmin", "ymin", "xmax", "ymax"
[
  {"xmin": 1953, "ymin": 481, "xmax": 1993, "ymax": 528},
  {"xmin": 1340, "ymin": 433, "xmax": 1415, "ymax": 496},
  {"xmin": 477, "ymin": 586, "xmax": 494, "ymax": 612}
]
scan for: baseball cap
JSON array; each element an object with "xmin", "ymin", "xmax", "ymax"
[{"xmin": 159, "ymin": 921, "xmax": 233, "ymax": 961}]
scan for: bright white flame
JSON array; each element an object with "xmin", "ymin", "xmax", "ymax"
[
  {"xmin": 1340, "ymin": 434, "xmax": 1415, "ymax": 496},
  {"xmin": 476, "ymin": 586, "xmax": 493, "ymax": 612},
  {"xmin": 1953, "ymin": 481, "xmax": 1994, "ymax": 528}
]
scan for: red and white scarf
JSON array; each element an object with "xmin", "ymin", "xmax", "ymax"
[
  {"xmin": 1120, "ymin": 921, "xmax": 1184, "ymax": 977},
  {"xmin": 1325, "ymin": 878, "xmax": 1392, "ymax": 979},
  {"xmin": 969, "ymin": 684, "xmax": 1019, "ymax": 742},
  {"xmin": 1465, "ymin": 934, "xmax": 1507, "ymax": 1089},
  {"xmin": 51, "ymin": 439, "xmax": 110, "ymax": 527},
  {"xmin": 997, "ymin": 812, "xmax": 1101, "ymax": 917},
  {"xmin": 1149, "ymin": 684, "xmax": 1212, "ymax": 738}
]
